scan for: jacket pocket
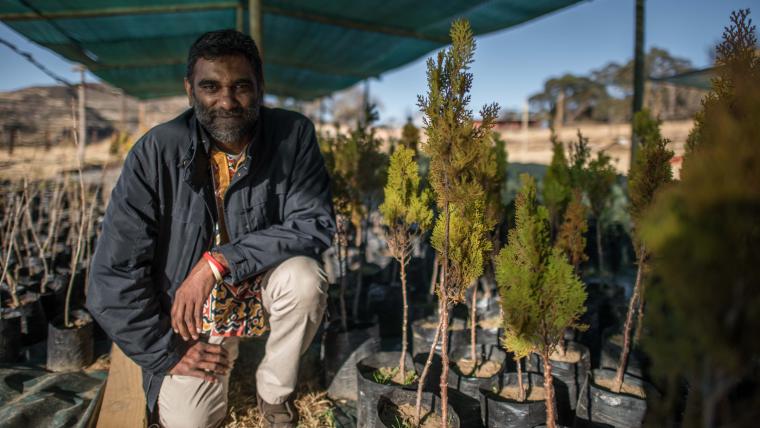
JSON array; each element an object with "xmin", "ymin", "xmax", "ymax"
[{"xmin": 239, "ymin": 202, "xmax": 267, "ymax": 234}]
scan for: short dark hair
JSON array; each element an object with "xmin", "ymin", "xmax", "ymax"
[{"xmin": 186, "ymin": 29, "xmax": 264, "ymax": 95}]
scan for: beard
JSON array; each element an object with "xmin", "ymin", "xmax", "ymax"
[{"xmin": 192, "ymin": 92, "xmax": 259, "ymax": 145}]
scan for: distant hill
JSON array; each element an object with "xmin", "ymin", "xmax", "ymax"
[{"xmin": 0, "ymin": 83, "xmax": 187, "ymax": 149}]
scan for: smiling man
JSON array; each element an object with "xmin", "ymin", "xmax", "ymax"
[{"xmin": 86, "ymin": 30, "xmax": 335, "ymax": 428}]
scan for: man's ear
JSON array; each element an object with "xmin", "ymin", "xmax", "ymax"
[{"xmin": 184, "ymin": 77, "xmax": 193, "ymax": 106}]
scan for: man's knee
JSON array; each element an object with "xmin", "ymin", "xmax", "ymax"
[
  {"xmin": 266, "ymin": 256, "xmax": 327, "ymax": 314},
  {"xmin": 158, "ymin": 376, "xmax": 227, "ymax": 428}
]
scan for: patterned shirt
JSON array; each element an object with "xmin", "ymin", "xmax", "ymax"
[{"xmin": 200, "ymin": 146, "xmax": 268, "ymax": 337}]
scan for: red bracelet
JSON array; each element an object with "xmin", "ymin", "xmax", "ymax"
[{"xmin": 203, "ymin": 251, "xmax": 228, "ymax": 276}]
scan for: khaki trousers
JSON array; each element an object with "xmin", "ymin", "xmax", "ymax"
[{"xmin": 157, "ymin": 256, "xmax": 328, "ymax": 428}]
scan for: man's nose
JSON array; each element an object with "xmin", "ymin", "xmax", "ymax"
[{"xmin": 218, "ymin": 87, "xmax": 239, "ymax": 110}]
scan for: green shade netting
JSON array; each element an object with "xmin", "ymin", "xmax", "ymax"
[{"xmin": 1, "ymin": 0, "xmax": 582, "ymax": 100}]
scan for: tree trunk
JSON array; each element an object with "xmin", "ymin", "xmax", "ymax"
[
  {"xmin": 415, "ymin": 299, "xmax": 444, "ymax": 426},
  {"xmin": 470, "ymin": 285, "xmax": 478, "ymax": 366},
  {"xmin": 543, "ymin": 352, "xmax": 557, "ymax": 428},
  {"xmin": 429, "ymin": 253, "xmax": 440, "ymax": 296},
  {"xmin": 613, "ymin": 247, "xmax": 645, "ymax": 392},
  {"xmin": 439, "ymin": 200, "xmax": 451, "ymax": 427},
  {"xmin": 596, "ymin": 217, "xmax": 604, "ymax": 275},
  {"xmin": 352, "ymin": 212, "xmax": 370, "ymax": 320},
  {"xmin": 634, "ymin": 281, "xmax": 646, "ymax": 343},
  {"xmin": 399, "ymin": 252, "xmax": 408, "ymax": 380},
  {"xmin": 517, "ymin": 357, "xmax": 526, "ymax": 402},
  {"xmin": 338, "ymin": 234, "xmax": 348, "ymax": 332}
]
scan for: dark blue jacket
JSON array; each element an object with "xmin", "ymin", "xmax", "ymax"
[{"xmin": 86, "ymin": 106, "xmax": 335, "ymax": 413}]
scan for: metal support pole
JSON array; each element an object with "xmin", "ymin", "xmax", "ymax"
[
  {"xmin": 248, "ymin": 0, "xmax": 263, "ymax": 58},
  {"xmin": 631, "ymin": 0, "xmax": 645, "ymax": 164}
]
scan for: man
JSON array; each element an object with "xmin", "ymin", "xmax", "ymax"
[{"xmin": 86, "ymin": 30, "xmax": 335, "ymax": 428}]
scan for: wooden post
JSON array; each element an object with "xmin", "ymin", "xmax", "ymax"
[
  {"xmin": 119, "ymin": 90, "xmax": 127, "ymax": 134},
  {"xmin": 8, "ymin": 128, "xmax": 17, "ymax": 155},
  {"xmin": 74, "ymin": 65, "xmax": 87, "ymax": 164},
  {"xmin": 138, "ymin": 101, "xmax": 146, "ymax": 131},
  {"xmin": 248, "ymin": 0, "xmax": 263, "ymax": 58},
  {"xmin": 554, "ymin": 91, "xmax": 565, "ymax": 130},
  {"xmin": 96, "ymin": 344, "xmax": 147, "ymax": 428}
]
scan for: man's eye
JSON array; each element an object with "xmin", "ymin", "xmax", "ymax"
[
  {"xmin": 235, "ymin": 83, "xmax": 252, "ymax": 91},
  {"xmin": 201, "ymin": 84, "xmax": 218, "ymax": 91}
]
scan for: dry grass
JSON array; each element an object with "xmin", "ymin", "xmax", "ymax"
[
  {"xmin": 0, "ymin": 139, "xmax": 115, "ymax": 180},
  {"xmin": 222, "ymin": 338, "xmax": 336, "ymax": 428},
  {"xmin": 224, "ymin": 382, "xmax": 336, "ymax": 428}
]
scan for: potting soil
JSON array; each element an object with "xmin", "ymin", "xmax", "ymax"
[
  {"xmin": 0, "ymin": 365, "xmax": 105, "ymax": 427},
  {"xmin": 455, "ymin": 358, "xmax": 502, "ymax": 378},
  {"xmin": 380, "ymin": 403, "xmax": 443, "ymax": 428},
  {"xmin": 497, "ymin": 384, "xmax": 546, "ymax": 401},
  {"xmin": 594, "ymin": 376, "xmax": 645, "ymax": 398},
  {"xmin": 549, "ymin": 347, "xmax": 583, "ymax": 363}
]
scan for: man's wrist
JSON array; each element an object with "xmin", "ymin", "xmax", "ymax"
[{"xmin": 203, "ymin": 251, "xmax": 228, "ymax": 275}]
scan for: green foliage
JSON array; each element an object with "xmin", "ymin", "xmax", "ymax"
[
  {"xmin": 628, "ymin": 109, "xmax": 674, "ymax": 234},
  {"xmin": 380, "ymin": 146, "xmax": 433, "ymax": 234},
  {"xmin": 399, "ymin": 116, "xmax": 420, "ymax": 153},
  {"xmin": 542, "ymin": 132, "xmax": 571, "ymax": 231},
  {"xmin": 567, "ymin": 130, "xmax": 591, "ymax": 190},
  {"xmin": 418, "ymin": 19, "xmax": 499, "ymax": 209},
  {"xmin": 319, "ymin": 105, "xmax": 389, "ymax": 232},
  {"xmin": 319, "ymin": 131, "xmax": 359, "ymax": 218},
  {"xmin": 686, "ymin": 9, "xmax": 760, "ymax": 159},
  {"xmin": 482, "ymin": 131, "xmax": 509, "ymax": 231},
  {"xmin": 555, "ymin": 189, "xmax": 589, "ymax": 271},
  {"xmin": 642, "ymin": 11, "xmax": 760, "ymax": 424},
  {"xmin": 496, "ymin": 174, "xmax": 587, "ymax": 359},
  {"xmin": 372, "ymin": 367, "xmax": 417, "ymax": 385},
  {"xmin": 418, "ymin": 18, "xmax": 499, "ymax": 300},
  {"xmin": 586, "ymin": 150, "xmax": 617, "ymax": 220},
  {"xmin": 431, "ymin": 198, "xmax": 492, "ymax": 302}
]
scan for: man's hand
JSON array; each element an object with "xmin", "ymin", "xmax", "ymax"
[
  {"xmin": 171, "ymin": 259, "xmax": 216, "ymax": 340},
  {"xmin": 169, "ymin": 340, "xmax": 230, "ymax": 382}
]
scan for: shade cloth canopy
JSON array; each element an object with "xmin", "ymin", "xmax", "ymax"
[{"xmin": 1, "ymin": 0, "xmax": 583, "ymax": 100}]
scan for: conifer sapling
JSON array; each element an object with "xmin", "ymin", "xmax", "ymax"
[
  {"xmin": 496, "ymin": 174, "xmax": 587, "ymax": 428},
  {"xmin": 380, "ymin": 146, "xmax": 433, "ymax": 383},
  {"xmin": 614, "ymin": 108, "xmax": 673, "ymax": 392},
  {"xmin": 415, "ymin": 18, "xmax": 499, "ymax": 427}
]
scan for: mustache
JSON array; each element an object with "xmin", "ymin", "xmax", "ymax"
[{"xmin": 208, "ymin": 108, "xmax": 246, "ymax": 118}]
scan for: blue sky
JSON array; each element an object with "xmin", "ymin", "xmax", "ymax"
[{"xmin": 1, "ymin": 0, "xmax": 756, "ymax": 124}]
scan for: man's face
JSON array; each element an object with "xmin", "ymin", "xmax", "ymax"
[{"xmin": 184, "ymin": 54, "xmax": 260, "ymax": 145}]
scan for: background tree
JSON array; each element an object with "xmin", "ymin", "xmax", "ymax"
[
  {"xmin": 349, "ymin": 104, "xmax": 389, "ymax": 320},
  {"xmin": 530, "ymin": 47, "xmax": 703, "ymax": 123},
  {"xmin": 555, "ymin": 189, "xmax": 588, "ymax": 274},
  {"xmin": 496, "ymin": 174, "xmax": 587, "ymax": 428},
  {"xmin": 542, "ymin": 131, "xmax": 571, "ymax": 236},
  {"xmin": 642, "ymin": 11, "xmax": 760, "ymax": 426},
  {"xmin": 528, "ymin": 74, "xmax": 609, "ymax": 124},
  {"xmin": 585, "ymin": 149, "xmax": 617, "ymax": 275},
  {"xmin": 415, "ymin": 19, "xmax": 499, "ymax": 426},
  {"xmin": 399, "ymin": 116, "xmax": 420, "ymax": 153},
  {"xmin": 379, "ymin": 146, "xmax": 433, "ymax": 383},
  {"xmin": 319, "ymin": 130, "xmax": 358, "ymax": 331}
]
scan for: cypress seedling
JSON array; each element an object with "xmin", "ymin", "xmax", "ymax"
[{"xmin": 496, "ymin": 174, "xmax": 587, "ymax": 428}]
